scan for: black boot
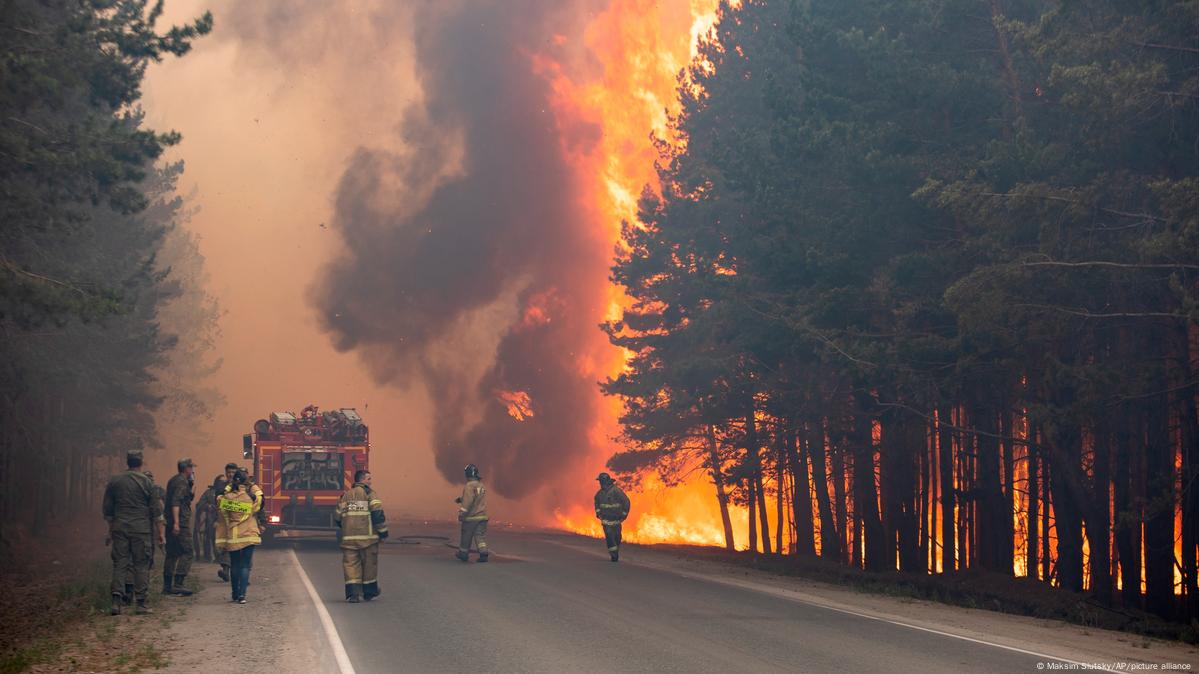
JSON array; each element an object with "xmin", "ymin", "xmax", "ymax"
[
  {"xmin": 110, "ymin": 593, "xmax": 123, "ymax": 616},
  {"xmin": 135, "ymin": 597, "xmax": 153, "ymax": 615},
  {"xmin": 346, "ymin": 584, "xmax": 361, "ymax": 603},
  {"xmin": 171, "ymin": 575, "xmax": 193, "ymax": 596},
  {"xmin": 123, "ymin": 584, "xmax": 134, "ymax": 605},
  {"xmin": 455, "ymin": 550, "xmax": 469, "ymax": 562},
  {"xmin": 217, "ymin": 565, "xmax": 229, "ymax": 582},
  {"xmin": 477, "ymin": 553, "xmax": 489, "ymax": 563},
  {"xmin": 610, "ymin": 550, "xmax": 619, "ymax": 562},
  {"xmin": 162, "ymin": 574, "xmax": 172, "ymax": 595}
]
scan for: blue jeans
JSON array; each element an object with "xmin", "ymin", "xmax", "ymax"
[{"xmin": 230, "ymin": 545, "xmax": 255, "ymax": 599}]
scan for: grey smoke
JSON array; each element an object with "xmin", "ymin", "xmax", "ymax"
[{"xmin": 315, "ymin": 0, "xmax": 613, "ymax": 498}]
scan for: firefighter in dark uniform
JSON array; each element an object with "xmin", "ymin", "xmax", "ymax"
[
  {"xmin": 594, "ymin": 472, "xmax": 630, "ymax": 562},
  {"xmin": 103, "ymin": 450, "xmax": 164, "ymax": 615},
  {"xmin": 334, "ymin": 469, "xmax": 388, "ymax": 603},
  {"xmin": 163, "ymin": 457, "xmax": 196, "ymax": 596}
]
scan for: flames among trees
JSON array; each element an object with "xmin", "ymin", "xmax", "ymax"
[{"xmin": 604, "ymin": 0, "xmax": 1199, "ymax": 622}]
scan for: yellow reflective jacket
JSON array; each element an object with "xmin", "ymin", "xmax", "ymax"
[
  {"xmin": 335, "ymin": 483, "xmax": 387, "ymax": 549},
  {"xmin": 215, "ymin": 488, "xmax": 261, "ymax": 552}
]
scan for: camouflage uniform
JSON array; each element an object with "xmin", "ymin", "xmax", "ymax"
[
  {"xmin": 103, "ymin": 464, "xmax": 163, "ymax": 611},
  {"xmin": 164, "ymin": 471, "xmax": 195, "ymax": 592}
]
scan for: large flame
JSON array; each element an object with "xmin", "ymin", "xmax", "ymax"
[{"xmin": 532, "ymin": 0, "xmax": 746, "ymax": 547}]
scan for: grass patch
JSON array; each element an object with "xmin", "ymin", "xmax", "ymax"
[{"xmin": 0, "ymin": 639, "xmax": 64, "ymax": 674}]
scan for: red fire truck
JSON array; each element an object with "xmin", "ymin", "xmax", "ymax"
[{"xmin": 241, "ymin": 404, "xmax": 370, "ymax": 541}]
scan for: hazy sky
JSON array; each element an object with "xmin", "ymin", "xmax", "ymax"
[
  {"xmin": 140, "ymin": 1, "xmax": 463, "ymax": 517},
  {"xmin": 138, "ymin": 0, "xmax": 712, "ymax": 529}
]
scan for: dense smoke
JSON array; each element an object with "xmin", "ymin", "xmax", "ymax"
[{"xmin": 316, "ymin": 0, "xmax": 614, "ymax": 498}]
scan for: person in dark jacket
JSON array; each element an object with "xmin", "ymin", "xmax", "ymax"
[{"xmin": 594, "ymin": 473, "xmax": 630, "ymax": 562}]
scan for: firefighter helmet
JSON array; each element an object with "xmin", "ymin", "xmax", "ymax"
[
  {"xmin": 464, "ymin": 463, "xmax": 480, "ymax": 480},
  {"xmin": 597, "ymin": 472, "xmax": 614, "ymax": 485}
]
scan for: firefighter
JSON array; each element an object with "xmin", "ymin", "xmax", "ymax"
[
  {"xmin": 163, "ymin": 458, "xmax": 196, "ymax": 596},
  {"xmin": 215, "ymin": 462, "xmax": 237, "ymax": 581},
  {"xmin": 334, "ymin": 469, "xmax": 388, "ymax": 603},
  {"xmin": 594, "ymin": 472, "xmax": 630, "ymax": 562},
  {"xmin": 215, "ymin": 470, "xmax": 261, "ymax": 603},
  {"xmin": 103, "ymin": 450, "xmax": 164, "ymax": 615},
  {"xmin": 455, "ymin": 464, "xmax": 489, "ymax": 563}
]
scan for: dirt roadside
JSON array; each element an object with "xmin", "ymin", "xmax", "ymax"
[{"xmin": 156, "ymin": 552, "xmax": 335, "ymax": 673}]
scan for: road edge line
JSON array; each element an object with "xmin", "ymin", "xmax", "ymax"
[
  {"xmin": 289, "ymin": 547, "xmax": 356, "ymax": 674},
  {"xmin": 539, "ymin": 537, "xmax": 1112, "ymax": 671}
]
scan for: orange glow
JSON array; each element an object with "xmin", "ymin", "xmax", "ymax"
[
  {"xmin": 531, "ymin": 0, "xmax": 730, "ymax": 544},
  {"xmin": 557, "ymin": 472, "xmax": 748, "ymax": 548}
]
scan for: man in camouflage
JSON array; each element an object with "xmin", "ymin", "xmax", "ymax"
[
  {"xmin": 163, "ymin": 457, "xmax": 196, "ymax": 596},
  {"xmin": 103, "ymin": 450, "xmax": 164, "ymax": 615},
  {"xmin": 455, "ymin": 464, "xmax": 489, "ymax": 563},
  {"xmin": 594, "ymin": 472, "xmax": 630, "ymax": 562},
  {"xmin": 334, "ymin": 469, "xmax": 388, "ymax": 603},
  {"xmin": 123, "ymin": 470, "xmax": 164, "ymax": 605}
]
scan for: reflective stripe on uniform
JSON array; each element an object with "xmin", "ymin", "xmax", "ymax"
[
  {"xmin": 601, "ymin": 519, "xmax": 622, "ymax": 526},
  {"xmin": 598, "ymin": 503, "xmax": 622, "ymax": 509},
  {"xmin": 463, "ymin": 515, "xmax": 488, "ymax": 522},
  {"xmin": 215, "ymin": 535, "xmax": 260, "ymax": 545},
  {"xmin": 341, "ymin": 534, "xmax": 378, "ymax": 541},
  {"xmin": 220, "ymin": 499, "xmax": 252, "ymax": 514}
]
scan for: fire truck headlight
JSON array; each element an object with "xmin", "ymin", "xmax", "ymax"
[{"xmin": 269, "ymin": 515, "xmax": 281, "ymax": 524}]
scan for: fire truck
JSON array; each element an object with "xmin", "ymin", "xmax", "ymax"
[{"xmin": 241, "ymin": 404, "xmax": 370, "ymax": 541}]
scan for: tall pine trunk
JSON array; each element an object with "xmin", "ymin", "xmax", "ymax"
[
  {"xmin": 853, "ymin": 392, "xmax": 886, "ymax": 571},
  {"xmin": 938, "ymin": 402, "xmax": 956, "ymax": 572},
  {"xmin": 808, "ymin": 419, "xmax": 840, "ymax": 559},
  {"xmin": 1145, "ymin": 384, "xmax": 1175, "ymax": 619},
  {"xmin": 787, "ymin": 425, "xmax": 815, "ymax": 556},
  {"xmin": 706, "ymin": 424, "xmax": 736, "ymax": 551},
  {"xmin": 746, "ymin": 411, "xmax": 772, "ymax": 555}
]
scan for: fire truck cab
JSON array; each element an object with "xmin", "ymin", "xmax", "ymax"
[{"xmin": 242, "ymin": 404, "xmax": 369, "ymax": 540}]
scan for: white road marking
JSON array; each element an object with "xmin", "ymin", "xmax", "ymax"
[
  {"xmin": 539, "ymin": 538, "xmax": 1115, "ymax": 672},
  {"xmin": 289, "ymin": 548, "xmax": 357, "ymax": 674}
]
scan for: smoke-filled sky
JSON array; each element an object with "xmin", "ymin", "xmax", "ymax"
[{"xmin": 141, "ymin": 0, "xmax": 705, "ymax": 523}]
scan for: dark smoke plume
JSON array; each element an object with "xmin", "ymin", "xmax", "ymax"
[{"xmin": 316, "ymin": 0, "xmax": 613, "ymax": 498}]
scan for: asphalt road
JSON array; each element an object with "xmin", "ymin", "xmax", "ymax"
[{"xmin": 288, "ymin": 527, "xmax": 1059, "ymax": 674}]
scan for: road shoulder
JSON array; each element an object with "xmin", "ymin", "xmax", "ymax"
[
  {"xmin": 159, "ymin": 551, "xmax": 337, "ymax": 673},
  {"xmin": 546, "ymin": 535, "xmax": 1199, "ymax": 670}
]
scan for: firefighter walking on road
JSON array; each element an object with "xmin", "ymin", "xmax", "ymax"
[
  {"xmin": 163, "ymin": 458, "xmax": 196, "ymax": 596},
  {"xmin": 335, "ymin": 469, "xmax": 388, "ymax": 603},
  {"xmin": 455, "ymin": 464, "xmax": 489, "ymax": 563},
  {"xmin": 594, "ymin": 472, "xmax": 630, "ymax": 562},
  {"xmin": 215, "ymin": 470, "xmax": 260, "ymax": 603},
  {"xmin": 103, "ymin": 450, "xmax": 164, "ymax": 615}
]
